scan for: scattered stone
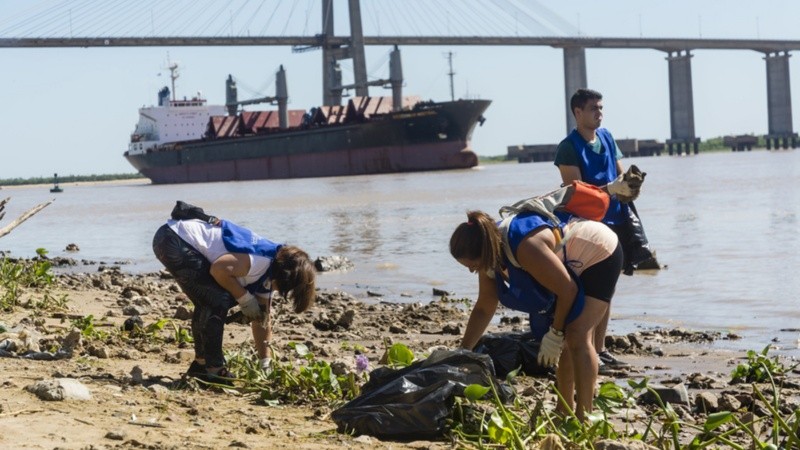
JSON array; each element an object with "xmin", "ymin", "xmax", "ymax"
[
  {"xmin": 314, "ymin": 255, "xmax": 354, "ymax": 272},
  {"xmin": 638, "ymin": 383, "xmax": 689, "ymax": 406},
  {"xmin": 123, "ymin": 315, "xmax": 144, "ymax": 332},
  {"xmin": 130, "ymin": 366, "xmax": 144, "ymax": 385},
  {"xmin": 105, "ymin": 430, "xmax": 126, "ymax": 441},
  {"xmin": 26, "ymin": 378, "xmax": 91, "ymax": 401},
  {"xmin": 695, "ymin": 391, "xmax": 719, "ymax": 413},
  {"xmin": 65, "ymin": 243, "xmax": 80, "ymax": 252},
  {"xmin": 432, "ymin": 287, "xmax": 452, "ymax": 296},
  {"xmin": 173, "ymin": 305, "xmax": 193, "ymax": 320}
]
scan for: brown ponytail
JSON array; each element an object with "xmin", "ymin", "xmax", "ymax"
[
  {"xmin": 449, "ymin": 210, "xmax": 503, "ymax": 272},
  {"xmin": 273, "ymin": 245, "xmax": 316, "ymax": 313}
]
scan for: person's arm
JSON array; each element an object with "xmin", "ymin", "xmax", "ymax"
[
  {"xmin": 460, "ymin": 271, "xmax": 500, "ymax": 350},
  {"xmin": 558, "ymin": 165, "xmax": 582, "ymax": 186},
  {"xmin": 515, "ymin": 228, "xmax": 578, "ymax": 332},
  {"xmin": 209, "ymin": 253, "xmax": 251, "ymax": 299},
  {"xmin": 252, "ymin": 294, "xmax": 273, "ymax": 359}
]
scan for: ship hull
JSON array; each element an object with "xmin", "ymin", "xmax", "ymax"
[{"xmin": 125, "ymin": 99, "xmax": 490, "ymax": 184}]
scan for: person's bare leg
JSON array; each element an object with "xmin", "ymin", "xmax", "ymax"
[
  {"xmin": 555, "ymin": 346, "xmax": 575, "ymax": 416},
  {"xmin": 564, "ymin": 297, "xmax": 608, "ymax": 420},
  {"xmin": 593, "ymin": 307, "xmax": 610, "ymax": 352}
]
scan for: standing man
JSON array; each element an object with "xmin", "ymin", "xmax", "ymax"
[{"xmin": 554, "ymin": 88, "xmax": 634, "ymax": 371}]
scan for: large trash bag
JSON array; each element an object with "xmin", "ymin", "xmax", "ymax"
[
  {"xmin": 331, "ymin": 348, "xmax": 513, "ymax": 440},
  {"xmin": 619, "ymin": 201, "xmax": 658, "ymax": 275},
  {"xmin": 474, "ymin": 332, "xmax": 550, "ymax": 378}
]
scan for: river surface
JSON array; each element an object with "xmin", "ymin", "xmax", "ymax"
[{"xmin": 2, "ymin": 150, "xmax": 799, "ymax": 357}]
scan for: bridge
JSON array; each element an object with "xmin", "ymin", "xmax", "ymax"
[{"xmin": 2, "ymin": 0, "xmax": 797, "ymax": 154}]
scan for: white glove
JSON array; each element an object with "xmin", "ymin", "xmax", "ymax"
[
  {"xmin": 260, "ymin": 357, "xmax": 273, "ymax": 375},
  {"xmin": 236, "ymin": 292, "xmax": 264, "ymax": 322},
  {"xmin": 606, "ymin": 173, "xmax": 635, "ymax": 198},
  {"xmin": 538, "ymin": 327, "xmax": 565, "ymax": 367}
]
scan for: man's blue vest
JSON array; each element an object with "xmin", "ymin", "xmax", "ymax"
[{"xmin": 567, "ymin": 128, "xmax": 627, "ymax": 225}]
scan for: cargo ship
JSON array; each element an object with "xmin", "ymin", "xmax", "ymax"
[{"xmin": 124, "ymin": 64, "xmax": 490, "ymax": 185}]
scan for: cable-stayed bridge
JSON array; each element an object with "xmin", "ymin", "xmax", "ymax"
[{"xmin": 2, "ymin": 0, "xmax": 799, "ymax": 153}]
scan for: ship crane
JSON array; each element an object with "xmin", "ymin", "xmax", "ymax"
[{"xmin": 225, "ymin": 65, "xmax": 289, "ymax": 129}]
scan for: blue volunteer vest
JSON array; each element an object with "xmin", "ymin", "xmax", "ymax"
[
  {"xmin": 496, "ymin": 213, "xmax": 585, "ymax": 339},
  {"xmin": 220, "ymin": 220, "xmax": 282, "ymax": 295},
  {"xmin": 567, "ymin": 128, "xmax": 627, "ymax": 225}
]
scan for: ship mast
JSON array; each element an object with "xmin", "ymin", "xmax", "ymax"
[{"xmin": 168, "ymin": 61, "xmax": 179, "ymax": 101}]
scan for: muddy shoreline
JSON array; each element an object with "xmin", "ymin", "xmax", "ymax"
[{"xmin": 1, "ymin": 264, "xmax": 799, "ymax": 449}]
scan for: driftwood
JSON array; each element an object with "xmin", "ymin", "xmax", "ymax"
[{"xmin": 0, "ymin": 197, "xmax": 54, "ymax": 239}]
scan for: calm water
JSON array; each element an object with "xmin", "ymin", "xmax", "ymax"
[{"xmin": 2, "ymin": 150, "xmax": 799, "ymax": 357}]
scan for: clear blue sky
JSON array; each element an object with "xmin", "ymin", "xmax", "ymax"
[{"xmin": 1, "ymin": 0, "xmax": 798, "ymax": 179}]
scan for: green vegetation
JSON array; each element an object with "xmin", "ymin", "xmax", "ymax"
[
  {"xmin": 731, "ymin": 345, "xmax": 798, "ymax": 384},
  {"xmin": 0, "ymin": 248, "xmax": 57, "ymax": 310},
  {"xmin": 0, "ymin": 172, "xmax": 143, "ymax": 187}
]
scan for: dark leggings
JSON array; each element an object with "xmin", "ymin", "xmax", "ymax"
[
  {"xmin": 152, "ymin": 224, "xmax": 236, "ymax": 368},
  {"xmin": 578, "ymin": 242, "xmax": 624, "ymax": 302}
]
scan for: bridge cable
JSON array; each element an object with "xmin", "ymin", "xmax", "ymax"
[
  {"xmin": 240, "ymin": 0, "xmax": 269, "ymax": 36},
  {"xmin": 258, "ymin": 1, "xmax": 284, "ymax": 36}
]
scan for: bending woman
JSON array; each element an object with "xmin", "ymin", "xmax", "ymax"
[
  {"xmin": 152, "ymin": 216, "xmax": 316, "ymax": 384},
  {"xmin": 450, "ymin": 210, "xmax": 622, "ymax": 419}
]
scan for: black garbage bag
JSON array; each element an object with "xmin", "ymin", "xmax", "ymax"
[
  {"xmin": 331, "ymin": 348, "xmax": 513, "ymax": 440},
  {"xmin": 474, "ymin": 332, "xmax": 550, "ymax": 378},
  {"xmin": 618, "ymin": 201, "xmax": 658, "ymax": 275}
]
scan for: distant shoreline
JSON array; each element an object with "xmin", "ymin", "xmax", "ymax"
[{"xmin": 0, "ymin": 177, "xmax": 147, "ymax": 190}]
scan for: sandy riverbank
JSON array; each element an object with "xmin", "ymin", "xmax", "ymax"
[{"xmin": 1, "ymin": 266, "xmax": 797, "ymax": 449}]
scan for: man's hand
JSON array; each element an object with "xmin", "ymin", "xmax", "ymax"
[
  {"xmin": 538, "ymin": 327, "xmax": 565, "ymax": 367},
  {"xmin": 606, "ymin": 173, "xmax": 635, "ymax": 199},
  {"xmin": 616, "ymin": 165, "xmax": 646, "ymax": 203},
  {"xmin": 236, "ymin": 292, "xmax": 264, "ymax": 322}
]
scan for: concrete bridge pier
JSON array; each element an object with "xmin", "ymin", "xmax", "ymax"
[
  {"xmin": 563, "ymin": 46, "xmax": 587, "ymax": 133},
  {"xmin": 665, "ymin": 50, "xmax": 700, "ymax": 155},
  {"xmin": 764, "ymin": 51, "xmax": 798, "ymax": 149}
]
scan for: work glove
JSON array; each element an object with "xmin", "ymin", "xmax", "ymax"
[
  {"xmin": 616, "ymin": 165, "xmax": 646, "ymax": 203},
  {"xmin": 606, "ymin": 173, "xmax": 635, "ymax": 200},
  {"xmin": 538, "ymin": 327, "xmax": 565, "ymax": 367},
  {"xmin": 236, "ymin": 292, "xmax": 264, "ymax": 322},
  {"xmin": 260, "ymin": 357, "xmax": 273, "ymax": 375}
]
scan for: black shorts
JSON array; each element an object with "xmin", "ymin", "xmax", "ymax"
[{"xmin": 578, "ymin": 242, "xmax": 623, "ymax": 302}]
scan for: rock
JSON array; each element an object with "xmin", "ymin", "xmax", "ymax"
[
  {"xmin": 130, "ymin": 366, "xmax": 144, "ymax": 385},
  {"xmin": 26, "ymin": 378, "xmax": 92, "ymax": 401},
  {"xmin": 389, "ymin": 324, "xmax": 407, "ymax": 334},
  {"xmin": 86, "ymin": 345, "xmax": 110, "ymax": 359},
  {"xmin": 173, "ymin": 305, "xmax": 193, "ymax": 321},
  {"xmin": 122, "ymin": 305, "xmax": 149, "ymax": 316},
  {"xmin": 105, "ymin": 430, "xmax": 126, "ymax": 440},
  {"xmin": 442, "ymin": 323, "xmax": 461, "ymax": 335},
  {"xmin": 314, "ymin": 255, "xmax": 354, "ymax": 272},
  {"xmin": 695, "ymin": 391, "xmax": 719, "ymax": 413},
  {"xmin": 65, "ymin": 243, "xmax": 80, "ymax": 252},
  {"xmin": 432, "ymin": 287, "xmax": 452, "ymax": 296},
  {"xmin": 336, "ymin": 310, "xmax": 356, "ymax": 329},
  {"xmin": 637, "ymin": 383, "xmax": 689, "ymax": 406},
  {"xmin": 719, "ymin": 393, "xmax": 742, "ymax": 411},
  {"xmin": 123, "ymin": 315, "xmax": 144, "ymax": 332}
]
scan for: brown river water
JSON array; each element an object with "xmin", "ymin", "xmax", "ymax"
[{"xmin": 2, "ymin": 149, "xmax": 799, "ymax": 357}]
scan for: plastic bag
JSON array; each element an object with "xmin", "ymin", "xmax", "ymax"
[
  {"xmin": 619, "ymin": 201, "xmax": 657, "ymax": 275},
  {"xmin": 474, "ymin": 332, "xmax": 550, "ymax": 378},
  {"xmin": 331, "ymin": 348, "xmax": 513, "ymax": 440}
]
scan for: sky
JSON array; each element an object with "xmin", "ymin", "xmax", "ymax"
[{"xmin": 1, "ymin": 0, "xmax": 799, "ymax": 179}]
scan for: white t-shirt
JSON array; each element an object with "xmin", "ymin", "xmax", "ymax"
[{"xmin": 167, "ymin": 219, "xmax": 272, "ymax": 287}]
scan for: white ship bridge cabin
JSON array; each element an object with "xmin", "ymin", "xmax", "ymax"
[{"xmin": 128, "ymin": 87, "xmax": 226, "ymax": 155}]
